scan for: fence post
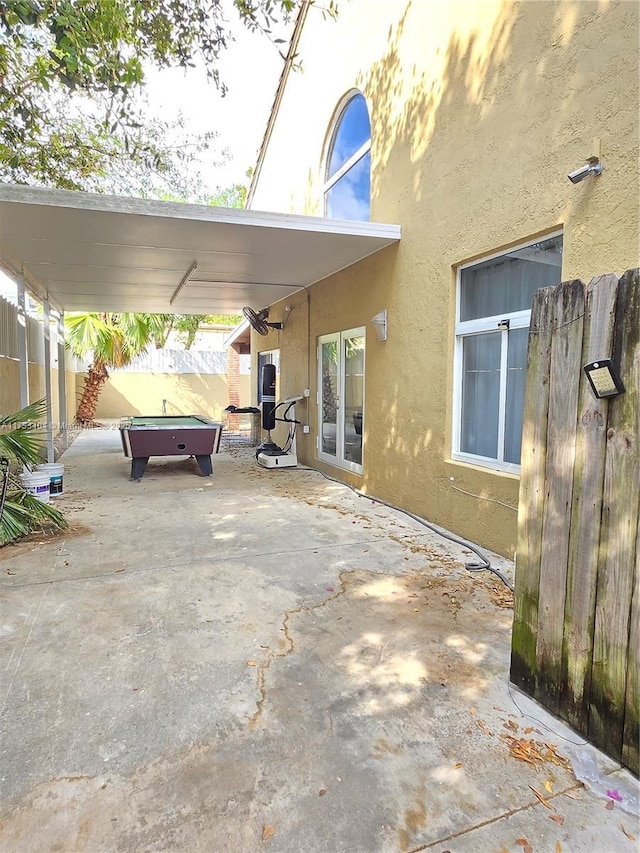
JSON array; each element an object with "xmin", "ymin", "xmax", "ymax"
[
  {"xmin": 560, "ymin": 273, "xmax": 618, "ymax": 731},
  {"xmin": 17, "ymin": 272, "xmax": 29, "ymax": 408},
  {"xmin": 589, "ymin": 269, "xmax": 639, "ymax": 766},
  {"xmin": 534, "ymin": 279, "xmax": 585, "ymax": 713},
  {"xmin": 511, "ymin": 286, "xmax": 555, "ymax": 694}
]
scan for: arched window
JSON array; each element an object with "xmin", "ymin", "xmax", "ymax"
[{"xmin": 324, "ymin": 93, "xmax": 371, "ymax": 221}]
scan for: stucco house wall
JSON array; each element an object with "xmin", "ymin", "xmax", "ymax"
[{"xmin": 249, "ymin": 0, "xmax": 639, "ymax": 557}]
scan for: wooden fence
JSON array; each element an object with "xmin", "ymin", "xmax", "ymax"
[{"xmin": 511, "ymin": 268, "xmax": 638, "ymax": 774}]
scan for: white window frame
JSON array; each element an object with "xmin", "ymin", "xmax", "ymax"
[
  {"xmin": 322, "ymin": 91, "xmax": 371, "ymax": 218},
  {"xmin": 452, "ymin": 231, "xmax": 563, "ymax": 474},
  {"xmin": 323, "ymin": 140, "xmax": 371, "ymax": 196},
  {"xmin": 317, "ymin": 327, "xmax": 365, "ymax": 475}
]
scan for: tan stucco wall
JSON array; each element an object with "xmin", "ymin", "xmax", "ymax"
[
  {"xmin": 0, "ymin": 356, "xmax": 76, "ymax": 426},
  {"xmin": 250, "ymin": 0, "xmax": 639, "ymax": 557},
  {"xmin": 90, "ymin": 373, "xmax": 252, "ymax": 421},
  {"xmin": 0, "ymin": 355, "xmax": 19, "ymax": 414}
]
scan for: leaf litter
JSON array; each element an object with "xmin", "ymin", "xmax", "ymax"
[{"xmin": 501, "ymin": 732, "xmax": 572, "ymax": 772}]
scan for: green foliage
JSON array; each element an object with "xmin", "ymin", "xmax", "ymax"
[
  {"xmin": 0, "ymin": 0, "xmax": 296, "ymax": 193},
  {"xmin": 207, "ymin": 314, "xmax": 243, "ymax": 325},
  {"xmin": 171, "ymin": 313, "xmax": 243, "ymax": 349},
  {"xmin": 207, "ymin": 183, "xmax": 247, "ymax": 209},
  {"xmin": 66, "ymin": 311, "xmax": 242, "ymax": 360},
  {"xmin": 0, "ymin": 399, "xmax": 49, "ymax": 468},
  {"xmin": 65, "ymin": 312, "xmax": 171, "ymax": 365},
  {"xmin": 0, "ymin": 490, "xmax": 68, "ymax": 547},
  {"xmin": 0, "ymin": 399, "xmax": 68, "ymax": 546}
]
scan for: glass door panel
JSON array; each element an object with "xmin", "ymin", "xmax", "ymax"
[
  {"xmin": 343, "ymin": 334, "xmax": 364, "ymax": 465},
  {"xmin": 320, "ymin": 338, "xmax": 338, "ymax": 458}
]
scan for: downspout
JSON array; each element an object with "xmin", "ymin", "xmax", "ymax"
[{"xmin": 245, "ymin": 0, "xmax": 311, "ymax": 209}]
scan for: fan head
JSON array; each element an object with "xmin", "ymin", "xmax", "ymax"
[{"xmin": 242, "ymin": 306, "xmax": 282, "ymax": 336}]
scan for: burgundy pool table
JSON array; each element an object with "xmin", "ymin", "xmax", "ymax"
[{"xmin": 119, "ymin": 415, "xmax": 223, "ymax": 480}]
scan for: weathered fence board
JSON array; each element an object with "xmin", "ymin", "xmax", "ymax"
[
  {"xmin": 560, "ymin": 273, "xmax": 618, "ymax": 731},
  {"xmin": 623, "ymin": 531, "xmax": 639, "ymax": 775},
  {"xmin": 512, "ymin": 268, "xmax": 639, "ymax": 773},
  {"xmin": 510, "ymin": 287, "xmax": 555, "ymax": 695},
  {"xmin": 535, "ymin": 280, "xmax": 584, "ymax": 713},
  {"xmin": 589, "ymin": 269, "xmax": 639, "ymax": 761},
  {"xmin": 621, "ymin": 269, "xmax": 640, "ymax": 775}
]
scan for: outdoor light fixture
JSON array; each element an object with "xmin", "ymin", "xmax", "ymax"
[
  {"xmin": 568, "ymin": 157, "xmax": 603, "ymax": 184},
  {"xmin": 583, "ymin": 359, "xmax": 625, "ymax": 399},
  {"xmin": 170, "ymin": 260, "xmax": 197, "ymax": 305},
  {"xmin": 371, "ymin": 310, "xmax": 388, "ymax": 341}
]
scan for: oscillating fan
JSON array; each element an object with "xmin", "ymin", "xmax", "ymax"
[{"xmin": 242, "ymin": 306, "xmax": 282, "ymax": 336}]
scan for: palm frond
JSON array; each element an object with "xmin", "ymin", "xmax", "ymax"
[
  {"xmin": 0, "ymin": 489, "xmax": 67, "ymax": 547},
  {"xmin": 0, "ymin": 398, "xmax": 47, "ymax": 427},
  {"xmin": 0, "ymin": 399, "xmax": 47, "ymax": 468},
  {"xmin": 65, "ymin": 313, "xmax": 112, "ymax": 357}
]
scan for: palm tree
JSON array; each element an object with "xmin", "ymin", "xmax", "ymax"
[
  {"xmin": 65, "ymin": 313, "xmax": 171, "ymax": 424},
  {"xmin": 0, "ymin": 400, "xmax": 67, "ymax": 546}
]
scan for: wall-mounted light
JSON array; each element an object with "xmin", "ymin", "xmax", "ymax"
[
  {"xmin": 583, "ymin": 359, "xmax": 625, "ymax": 399},
  {"xmin": 568, "ymin": 156, "xmax": 603, "ymax": 184},
  {"xmin": 371, "ymin": 310, "xmax": 388, "ymax": 341},
  {"xmin": 170, "ymin": 260, "xmax": 197, "ymax": 305}
]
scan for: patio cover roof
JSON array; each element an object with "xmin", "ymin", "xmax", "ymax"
[{"xmin": 0, "ymin": 184, "xmax": 401, "ymax": 314}]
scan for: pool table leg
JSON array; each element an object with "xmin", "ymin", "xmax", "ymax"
[
  {"xmin": 195, "ymin": 454, "xmax": 213, "ymax": 476},
  {"xmin": 131, "ymin": 457, "xmax": 149, "ymax": 481}
]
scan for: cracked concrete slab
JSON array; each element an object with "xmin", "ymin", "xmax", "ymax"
[{"xmin": 0, "ymin": 428, "xmax": 637, "ymax": 852}]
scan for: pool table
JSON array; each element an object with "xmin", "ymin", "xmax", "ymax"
[{"xmin": 119, "ymin": 416, "xmax": 223, "ymax": 480}]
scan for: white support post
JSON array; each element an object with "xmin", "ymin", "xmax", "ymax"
[
  {"xmin": 16, "ymin": 272, "xmax": 29, "ymax": 408},
  {"xmin": 43, "ymin": 300, "xmax": 54, "ymax": 462},
  {"xmin": 57, "ymin": 310, "xmax": 68, "ymax": 453}
]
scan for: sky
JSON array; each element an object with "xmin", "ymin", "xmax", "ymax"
[{"xmin": 143, "ymin": 4, "xmax": 292, "ymax": 194}]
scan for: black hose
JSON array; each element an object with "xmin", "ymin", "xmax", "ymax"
[{"xmin": 262, "ymin": 461, "xmax": 514, "ymax": 591}]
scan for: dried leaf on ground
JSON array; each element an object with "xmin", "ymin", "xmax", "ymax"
[
  {"xmin": 556, "ymin": 843, "xmax": 562, "ymax": 853},
  {"xmin": 501, "ymin": 736, "xmax": 542, "ymax": 766},
  {"xmin": 490, "ymin": 585, "xmax": 514, "ymax": 608},
  {"xmin": 476, "ymin": 719, "xmax": 493, "ymax": 736},
  {"xmin": 530, "ymin": 785, "xmax": 553, "ymax": 810},
  {"xmin": 247, "ymin": 660, "xmax": 257, "ymax": 667},
  {"xmin": 501, "ymin": 735, "xmax": 571, "ymax": 771},
  {"xmin": 544, "ymin": 779, "xmax": 554, "ymax": 794},
  {"xmin": 504, "ymin": 719, "xmax": 519, "ymax": 732},
  {"xmin": 262, "ymin": 824, "xmax": 275, "ymax": 841},
  {"xmin": 549, "ymin": 813, "xmax": 565, "ymax": 824},
  {"xmin": 620, "ymin": 824, "xmax": 636, "ymax": 841},
  {"xmin": 514, "ymin": 839, "xmax": 529, "ymax": 848},
  {"xmin": 605, "ymin": 800, "xmax": 615, "ymax": 810}
]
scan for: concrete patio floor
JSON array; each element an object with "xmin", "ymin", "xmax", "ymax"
[{"xmin": 0, "ymin": 428, "xmax": 638, "ymax": 853}]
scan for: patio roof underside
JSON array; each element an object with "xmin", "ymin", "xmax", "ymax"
[{"xmin": 0, "ymin": 185, "xmax": 401, "ymax": 314}]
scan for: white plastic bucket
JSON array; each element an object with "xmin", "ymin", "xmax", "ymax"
[
  {"xmin": 21, "ymin": 470, "xmax": 51, "ymax": 503},
  {"xmin": 37, "ymin": 463, "xmax": 65, "ymax": 496}
]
